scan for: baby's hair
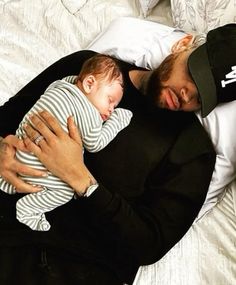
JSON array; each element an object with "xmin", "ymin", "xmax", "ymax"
[{"xmin": 77, "ymin": 54, "xmax": 123, "ymax": 86}]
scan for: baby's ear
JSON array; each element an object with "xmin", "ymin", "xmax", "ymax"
[
  {"xmin": 171, "ymin": 34, "xmax": 193, "ymax": 53},
  {"xmin": 83, "ymin": 75, "xmax": 96, "ymax": 93}
]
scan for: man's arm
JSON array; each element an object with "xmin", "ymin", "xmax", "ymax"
[
  {"xmin": 80, "ymin": 151, "xmax": 216, "ymax": 264},
  {"xmin": 22, "ymin": 111, "xmax": 216, "ymax": 265}
]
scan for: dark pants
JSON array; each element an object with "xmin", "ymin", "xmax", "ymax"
[{"xmin": 0, "ymin": 246, "xmax": 122, "ymax": 285}]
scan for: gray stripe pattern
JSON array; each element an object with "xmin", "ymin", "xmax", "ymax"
[{"xmin": 0, "ymin": 76, "xmax": 132, "ymax": 231}]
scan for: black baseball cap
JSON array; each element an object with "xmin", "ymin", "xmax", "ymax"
[{"xmin": 188, "ymin": 23, "xmax": 236, "ymax": 117}]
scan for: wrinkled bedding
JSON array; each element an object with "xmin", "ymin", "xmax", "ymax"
[
  {"xmin": 0, "ymin": 0, "xmax": 235, "ymax": 284},
  {"xmin": 0, "ymin": 0, "xmax": 172, "ymax": 106}
]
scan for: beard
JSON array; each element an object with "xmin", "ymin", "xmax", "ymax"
[
  {"xmin": 145, "ymin": 53, "xmax": 178, "ymax": 108},
  {"xmin": 145, "ymin": 69, "xmax": 162, "ymax": 107}
]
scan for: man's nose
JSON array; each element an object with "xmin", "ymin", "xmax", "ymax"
[{"xmin": 180, "ymin": 88, "xmax": 191, "ymax": 104}]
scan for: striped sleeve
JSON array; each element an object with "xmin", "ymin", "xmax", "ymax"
[{"xmin": 80, "ymin": 106, "xmax": 133, "ymax": 153}]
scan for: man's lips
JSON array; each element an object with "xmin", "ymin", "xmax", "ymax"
[{"xmin": 164, "ymin": 88, "xmax": 180, "ymax": 110}]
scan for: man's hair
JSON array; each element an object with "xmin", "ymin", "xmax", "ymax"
[
  {"xmin": 77, "ymin": 54, "xmax": 123, "ymax": 85},
  {"xmin": 191, "ymin": 33, "xmax": 206, "ymax": 49}
]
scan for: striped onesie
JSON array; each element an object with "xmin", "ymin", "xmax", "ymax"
[{"xmin": 0, "ymin": 76, "xmax": 132, "ymax": 231}]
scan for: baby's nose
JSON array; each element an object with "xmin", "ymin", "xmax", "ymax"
[{"xmin": 109, "ymin": 105, "xmax": 115, "ymax": 113}]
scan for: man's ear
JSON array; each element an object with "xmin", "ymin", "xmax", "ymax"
[
  {"xmin": 171, "ymin": 34, "xmax": 194, "ymax": 53},
  {"xmin": 82, "ymin": 75, "xmax": 96, "ymax": 94}
]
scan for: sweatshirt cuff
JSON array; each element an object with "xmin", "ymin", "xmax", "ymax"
[{"xmin": 81, "ymin": 184, "xmax": 114, "ymax": 215}]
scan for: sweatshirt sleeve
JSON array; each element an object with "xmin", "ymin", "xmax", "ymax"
[{"xmin": 80, "ymin": 149, "xmax": 216, "ymax": 265}]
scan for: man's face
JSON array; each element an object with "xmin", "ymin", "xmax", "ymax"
[{"xmin": 155, "ymin": 49, "xmax": 201, "ymax": 112}]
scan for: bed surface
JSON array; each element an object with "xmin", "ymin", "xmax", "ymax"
[
  {"xmin": 1, "ymin": 1, "xmax": 236, "ymax": 284},
  {"xmin": 134, "ymin": 183, "xmax": 236, "ymax": 285},
  {"xmin": 0, "ymin": 0, "xmax": 172, "ymax": 106}
]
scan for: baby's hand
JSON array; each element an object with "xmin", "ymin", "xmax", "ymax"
[{"xmin": 112, "ymin": 108, "xmax": 133, "ymax": 128}]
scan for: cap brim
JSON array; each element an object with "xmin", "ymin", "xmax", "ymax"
[{"xmin": 188, "ymin": 44, "xmax": 217, "ymax": 117}]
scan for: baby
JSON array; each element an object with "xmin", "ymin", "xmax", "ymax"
[{"xmin": 0, "ymin": 54, "xmax": 132, "ymax": 231}]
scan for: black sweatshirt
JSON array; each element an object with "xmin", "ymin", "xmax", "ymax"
[{"xmin": 0, "ymin": 50, "xmax": 216, "ymax": 284}]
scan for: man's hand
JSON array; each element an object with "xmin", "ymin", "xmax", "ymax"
[
  {"xmin": 23, "ymin": 111, "xmax": 95, "ymax": 195},
  {"xmin": 0, "ymin": 135, "xmax": 47, "ymax": 193}
]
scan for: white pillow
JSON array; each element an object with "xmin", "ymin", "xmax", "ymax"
[
  {"xmin": 171, "ymin": 0, "xmax": 236, "ymax": 33},
  {"xmin": 61, "ymin": 0, "xmax": 87, "ymax": 14},
  {"xmin": 196, "ymin": 101, "xmax": 236, "ymax": 218},
  {"xmin": 87, "ymin": 17, "xmax": 186, "ymax": 70},
  {"xmin": 138, "ymin": 0, "xmax": 160, "ymax": 17}
]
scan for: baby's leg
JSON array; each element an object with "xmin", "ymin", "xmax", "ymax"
[{"xmin": 16, "ymin": 188, "xmax": 74, "ymax": 231}]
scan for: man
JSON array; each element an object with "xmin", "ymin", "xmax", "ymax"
[
  {"xmin": 147, "ymin": 23, "xmax": 236, "ymax": 117},
  {"xmin": 0, "ymin": 44, "xmax": 216, "ymax": 284}
]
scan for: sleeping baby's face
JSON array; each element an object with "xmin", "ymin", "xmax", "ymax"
[{"xmin": 87, "ymin": 75, "xmax": 124, "ymax": 121}]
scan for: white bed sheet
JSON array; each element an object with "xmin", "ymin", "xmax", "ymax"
[
  {"xmin": 134, "ymin": 182, "xmax": 236, "ymax": 285},
  {"xmin": 0, "ymin": 0, "xmax": 172, "ymax": 106},
  {"xmin": 0, "ymin": 1, "xmax": 235, "ymax": 284}
]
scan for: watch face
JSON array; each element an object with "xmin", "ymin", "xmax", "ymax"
[{"xmin": 84, "ymin": 183, "xmax": 99, "ymax": 197}]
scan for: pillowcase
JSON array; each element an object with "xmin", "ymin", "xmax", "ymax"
[
  {"xmin": 196, "ymin": 101, "xmax": 236, "ymax": 218},
  {"xmin": 87, "ymin": 16, "xmax": 186, "ymax": 70},
  {"xmin": 170, "ymin": 0, "xmax": 236, "ymax": 33},
  {"xmin": 138, "ymin": 0, "xmax": 160, "ymax": 17},
  {"xmin": 61, "ymin": 0, "xmax": 87, "ymax": 14}
]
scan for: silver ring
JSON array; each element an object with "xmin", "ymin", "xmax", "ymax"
[{"xmin": 34, "ymin": 135, "xmax": 44, "ymax": 146}]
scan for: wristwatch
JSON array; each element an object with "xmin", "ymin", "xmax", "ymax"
[
  {"xmin": 83, "ymin": 183, "xmax": 99, "ymax": 197},
  {"xmin": 74, "ymin": 181, "xmax": 99, "ymax": 199}
]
